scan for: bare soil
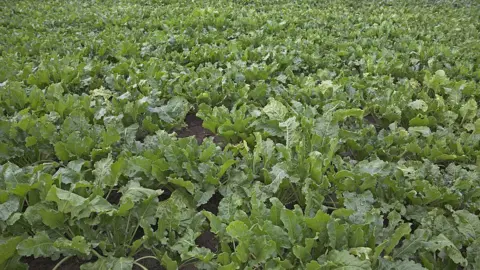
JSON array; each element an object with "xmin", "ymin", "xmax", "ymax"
[
  {"xmin": 22, "ymin": 256, "xmax": 86, "ymax": 270},
  {"xmin": 177, "ymin": 114, "xmax": 223, "ymax": 145}
]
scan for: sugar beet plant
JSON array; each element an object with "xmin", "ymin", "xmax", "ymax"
[{"xmin": 1, "ymin": 0, "xmax": 480, "ymax": 269}]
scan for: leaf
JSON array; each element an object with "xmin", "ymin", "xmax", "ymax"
[
  {"xmin": 161, "ymin": 253, "xmax": 178, "ymax": 270},
  {"xmin": 281, "ymin": 208, "xmax": 303, "ymax": 244},
  {"xmin": 265, "ymin": 163, "xmax": 289, "ymax": 194},
  {"xmin": 262, "ymin": 221, "xmax": 291, "ymax": 249},
  {"xmin": 305, "ymin": 210, "xmax": 330, "ymax": 233},
  {"xmin": 293, "ymin": 238, "xmax": 315, "ymax": 262},
  {"xmin": 133, "ymin": 195, "xmax": 158, "ymax": 226},
  {"xmin": 217, "ymin": 159, "xmax": 236, "ymax": 179},
  {"xmin": 124, "ymin": 156, "xmax": 152, "ymax": 177},
  {"xmin": 203, "ymin": 211, "xmax": 223, "ymax": 234},
  {"xmin": 327, "ymin": 219, "xmax": 348, "ymax": 250},
  {"xmin": 408, "ymin": 100, "xmax": 428, "ymax": 112},
  {"xmin": 234, "ymin": 241, "xmax": 249, "ymax": 263},
  {"xmin": 467, "ymin": 239, "xmax": 480, "ymax": 268},
  {"xmin": 39, "ymin": 208, "xmax": 64, "ymax": 229},
  {"xmin": 89, "ymin": 196, "xmax": 115, "ymax": 214},
  {"xmin": 250, "ymin": 236, "xmax": 277, "ymax": 264},
  {"xmin": 459, "ymin": 99, "xmax": 477, "ymax": 121},
  {"xmin": 306, "ymin": 260, "xmax": 321, "ymax": 270},
  {"xmin": 378, "ymin": 258, "xmax": 427, "ymax": 270},
  {"xmin": 226, "ymin": 220, "xmax": 250, "ymax": 240},
  {"xmin": 343, "ymin": 191, "xmax": 375, "ymax": 224},
  {"xmin": 2, "ymin": 254, "xmax": 28, "ymax": 270},
  {"xmin": 0, "ymin": 196, "xmax": 19, "ymax": 221},
  {"xmin": 263, "ymin": 99, "xmax": 289, "ymax": 121},
  {"xmin": 324, "ymin": 250, "xmax": 371, "ymax": 269},
  {"xmin": 171, "ymin": 228, "xmax": 198, "ymax": 255},
  {"xmin": 218, "ymin": 262, "xmax": 237, "ymax": 270},
  {"xmin": 17, "ymin": 232, "xmax": 59, "ymax": 259},
  {"xmin": 119, "ymin": 181, "xmax": 163, "ymax": 205},
  {"xmin": 54, "ymin": 236, "xmax": 90, "ymax": 256},
  {"xmin": 356, "ymin": 159, "xmax": 388, "ymax": 176},
  {"xmin": 394, "ymin": 229, "xmax": 429, "ymax": 259},
  {"xmin": 425, "ymin": 234, "xmax": 468, "ymax": 266},
  {"xmin": 46, "ymin": 186, "xmax": 86, "ymax": 214},
  {"xmin": 149, "ymin": 96, "xmax": 190, "ymax": 124},
  {"xmin": 385, "ymin": 223, "xmax": 411, "ymax": 255},
  {"xmin": 218, "ymin": 193, "xmax": 243, "ymax": 222},
  {"xmin": 314, "ymin": 116, "xmax": 339, "ymax": 138},
  {"xmin": 349, "ymin": 226, "xmax": 366, "ymax": 248},
  {"xmin": 169, "ymin": 177, "xmax": 195, "ymax": 194},
  {"xmin": 279, "ymin": 117, "xmax": 300, "ymax": 148},
  {"xmin": 0, "ymin": 236, "xmax": 24, "ymax": 264},
  {"xmin": 333, "ymin": 108, "xmax": 364, "ymax": 122},
  {"xmin": 453, "ymin": 210, "xmax": 480, "ymax": 241},
  {"xmin": 81, "ymin": 257, "xmax": 133, "ymax": 270},
  {"xmin": 93, "ymin": 155, "xmax": 124, "ymax": 188},
  {"xmin": 408, "ymin": 126, "xmax": 431, "ymax": 137}
]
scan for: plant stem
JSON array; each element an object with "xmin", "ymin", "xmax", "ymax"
[
  {"xmin": 105, "ymin": 186, "xmax": 116, "ymax": 200},
  {"xmin": 125, "ymin": 211, "xmax": 132, "ymax": 242},
  {"xmin": 135, "ymin": 256, "xmax": 159, "ymax": 263},
  {"xmin": 133, "ymin": 261, "xmax": 148, "ymax": 270},
  {"xmin": 92, "ymin": 249, "xmax": 104, "ymax": 258},
  {"xmin": 67, "ymin": 227, "xmax": 75, "ymax": 238},
  {"xmin": 52, "ymin": 256, "xmax": 72, "ymax": 270}
]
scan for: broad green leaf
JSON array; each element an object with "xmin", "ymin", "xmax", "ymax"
[
  {"xmin": 394, "ymin": 229, "xmax": 429, "ymax": 259},
  {"xmin": 218, "ymin": 262, "xmax": 237, "ymax": 270},
  {"xmin": 93, "ymin": 155, "xmax": 124, "ymax": 188},
  {"xmin": 327, "ymin": 219, "xmax": 348, "ymax": 250},
  {"xmin": 161, "ymin": 253, "xmax": 178, "ymax": 270},
  {"xmin": 459, "ymin": 99, "xmax": 477, "ymax": 121},
  {"xmin": 169, "ymin": 177, "xmax": 195, "ymax": 194},
  {"xmin": 17, "ymin": 232, "xmax": 59, "ymax": 259},
  {"xmin": 250, "ymin": 235, "xmax": 277, "ymax": 264},
  {"xmin": 453, "ymin": 210, "xmax": 480, "ymax": 241},
  {"xmin": 234, "ymin": 241, "xmax": 249, "ymax": 263},
  {"xmin": 343, "ymin": 191, "xmax": 375, "ymax": 224},
  {"xmin": 226, "ymin": 220, "xmax": 250, "ymax": 240},
  {"xmin": 0, "ymin": 236, "xmax": 24, "ymax": 264},
  {"xmin": 425, "ymin": 234, "xmax": 467, "ymax": 266},
  {"xmin": 46, "ymin": 186, "xmax": 86, "ymax": 214},
  {"xmin": 0, "ymin": 196, "xmax": 19, "ymax": 221},
  {"xmin": 349, "ymin": 226, "xmax": 366, "ymax": 248},
  {"xmin": 333, "ymin": 108, "xmax": 364, "ymax": 122},
  {"xmin": 2, "ymin": 254, "xmax": 28, "ymax": 270},
  {"xmin": 263, "ymin": 99, "xmax": 289, "ymax": 121},
  {"xmin": 408, "ymin": 100, "xmax": 428, "ymax": 112},
  {"xmin": 54, "ymin": 236, "xmax": 90, "ymax": 256},
  {"xmin": 306, "ymin": 260, "xmax": 321, "ymax": 270},
  {"xmin": 279, "ymin": 117, "xmax": 300, "ymax": 148},
  {"xmin": 305, "ymin": 210, "xmax": 330, "ymax": 233},
  {"xmin": 293, "ymin": 238, "xmax": 315, "ymax": 262},
  {"xmin": 378, "ymin": 258, "xmax": 427, "ymax": 270},
  {"xmin": 81, "ymin": 256, "xmax": 133, "ymax": 270},
  {"xmin": 217, "ymin": 159, "xmax": 236, "ymax": 179},
  {"xmin": 324, "ymin": 250, "xmax": 371, "ymax": 269},
  {"xmin": 149, "ymin": 96, "xmax": 190, "ymax": 124},
  {"xmin": 119, "ymin": 181, "xmax": 163, "ymax": 204},
  {"xmin": 39, "ymin": 208, "xmax": 64, "ymax": 229},
  {"xmin": 262, "ymin": 221, "xmax": 291, "ymax": 249},
  {"xmin": 385, "ymin": 223, "xmax": 411, "ymax": 255},
  {"xmin": 281, "ymin": 208, "xmax": 303, "ymax": 244}
]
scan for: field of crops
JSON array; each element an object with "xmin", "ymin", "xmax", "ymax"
[{"xmin": 1, "ymin": 0, "xmax": 480, "ymax": 269}]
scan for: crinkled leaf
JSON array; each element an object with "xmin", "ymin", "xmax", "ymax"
[{"xmin": 17, "ymin": 232, "xmax": 59, "ymax": 259}]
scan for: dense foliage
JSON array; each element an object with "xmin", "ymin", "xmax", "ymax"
[{"xmin": 1, "ymin": 0, "xmax": 480, "ymax": 269}]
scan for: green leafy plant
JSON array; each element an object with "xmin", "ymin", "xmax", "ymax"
[{"xmin": 1, "ymin": 0, "xmax": 480, "ymax": 269}]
